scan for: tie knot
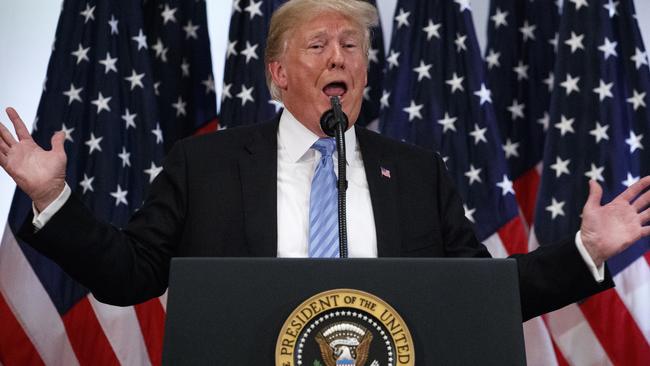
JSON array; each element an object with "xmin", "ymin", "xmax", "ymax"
[{"xmin": 312, "ymin": 138, "xmax": 336, "ymax": 158}]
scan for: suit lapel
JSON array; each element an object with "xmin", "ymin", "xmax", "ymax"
[
  {"xmin": 239, "ymin": 120, "xmax": 279, "ymax": 257},
  {"xmin": 356, "ymin": 128, "xmax": 401, "ymax": 257}
]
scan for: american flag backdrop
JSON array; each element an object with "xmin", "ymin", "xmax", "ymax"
[
  {"xmin": 376, "ymin": 1, "xmax": 563, "ymax": 363},
  {"xmin": 1, "ymin": 0, "xmax": 649, "ymax": 364},
  {"xmin": 0, "ymin": 0, "xmax": 216, "ymax": 365},
  {"xmin": 532, "ymin": 0, "xmax": 650, "ymax": 364},
  {"xmin": 485, "ymin": 0, "xmax": 561, "ymax": 229},
  {"xmin": 219, "ymin": 0, "xmax": 386, "ymax": 128},
  {"xmin": 378, "ymin": 0, "xmax": 528, "ymax": 258}
]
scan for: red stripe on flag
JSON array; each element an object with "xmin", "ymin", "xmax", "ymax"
[
  {"xmin": 0, "ymin": 292, "xmax": 45, "ymax": 366},
  {"xmin": 513, "ymin": 168, "xmax": 540, "ymax": 227},
  {"xmin": 194, "ymin": 118, "xmax": 219, "ymax": 136},
  {"xmin": 62, "ymin": 297, "xmax": 119, "ymax": 366},
  {"xmin": 550, "ymin": 335, "xmax": 570, "ymax": 366},
  {"xmin": 134, "ymin": 298, "xmax": 166, "ymax": 366},
  {"xmin": 497, "ymin": 217, "xmax": 528, "ymax": 255},
  {"xmin": 579, "ymin": 288, "xmax": 650, "ymax": 365}
]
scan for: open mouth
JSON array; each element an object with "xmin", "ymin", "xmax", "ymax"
[{"xmin": 322, "ymin": 81, "xmax": 348, "ymax": 98}]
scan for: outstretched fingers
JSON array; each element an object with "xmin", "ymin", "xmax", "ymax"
[
  {"xmin": 633, "ymin": 188, "xmax": 650, "ymax": 212},
  {"xmin": 0, "ymin": 120, "xmax": 17, "ymax": 148},
  {"xmin": 619, "ymin": 176, "xmax": 650, "ymax": 203},
  {"xmin": 5, "ymin": 107, "xmax": 32, "ymax": 141}
]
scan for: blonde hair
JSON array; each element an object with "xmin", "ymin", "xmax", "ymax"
[{"xmin": 264, "ymin": 0, "xmax": 379, "ymax": 101}]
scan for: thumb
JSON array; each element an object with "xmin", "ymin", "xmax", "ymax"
[
  {"xmin": 585, "ymin": 179, "xmax": 603, "ymax": 209},
  {"xmin": 50, "ymin": 131, "xmax": 66, "ymax": 153}
]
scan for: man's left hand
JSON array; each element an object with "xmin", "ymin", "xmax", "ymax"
[{"xmin": 580, "ymin": 177, "xmax": 650, "ymax": 267}]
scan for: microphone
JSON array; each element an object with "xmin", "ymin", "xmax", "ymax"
[
  {"xmin": 319, "ymin": 97, "xmax": 349, "ymax": 137},
  {"xmin": 319, "ymin": 96, "xmax": 349, "ymax": 258}
]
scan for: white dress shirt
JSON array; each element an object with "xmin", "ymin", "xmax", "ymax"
[
  {"xmin": 32, "ymin": 109, "xmax": 602, "ymax": 280},
  {"xmin": 276, "ymin": 109, "xmax": 377, "ymax": 257}
]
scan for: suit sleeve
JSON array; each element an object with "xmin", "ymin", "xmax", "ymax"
[
  {"xmin": 431, "ymin": 154, "xmax": 614, "ymax": 321},
  {"xmin": 17, "ymin": 141, "xmax": 190, "ymax": 306}
]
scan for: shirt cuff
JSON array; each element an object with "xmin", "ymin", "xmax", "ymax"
[
  {"xmin": 575, "ymin": 230, "xmax": 605, "ymax": 283},
  {"xmin": 32, "ymin": 184, "xmax": 72, "ymax": 230}
]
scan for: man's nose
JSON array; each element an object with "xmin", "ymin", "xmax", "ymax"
[{"xmin": 328, "ymin": 44, "xmax": 345, "ymax": 70}]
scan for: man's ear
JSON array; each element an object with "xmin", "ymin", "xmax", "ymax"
[{"xmin": 268, "ymin": 61, "xmax": 288, "ymax": 90}]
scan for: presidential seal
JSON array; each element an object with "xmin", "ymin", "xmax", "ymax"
[{"xmin": 276, "ymin": 289, "xmax": 414, "ymax": 366}]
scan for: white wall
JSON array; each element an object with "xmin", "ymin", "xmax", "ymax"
[{"xmin": 0, "ymin": 0, "xmax": 649, "ymax": 233}]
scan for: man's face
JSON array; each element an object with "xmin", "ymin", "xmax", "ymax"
[{"xmin": 269, "ymin": 12, "xmax": 368, "ymax": 136}]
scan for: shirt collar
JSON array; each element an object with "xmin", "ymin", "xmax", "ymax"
[{"xmin": 277, "ymin": 109, "xmax": 357, "ymax": 163}]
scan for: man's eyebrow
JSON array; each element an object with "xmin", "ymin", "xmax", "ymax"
[{"xmin": 304, "ymin": 29, "xmax": 363, "ymax": 40}]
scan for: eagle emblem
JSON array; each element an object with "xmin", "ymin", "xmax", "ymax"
[{"xmin": 315, "ymin": 322, "xmax": 373, "ymax": 366}]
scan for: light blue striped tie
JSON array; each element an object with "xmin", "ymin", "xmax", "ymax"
[{"xmin": 309, "ymin": 138, "xmax": 340, "ymax": 258}]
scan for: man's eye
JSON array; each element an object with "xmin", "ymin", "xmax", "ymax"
[
  {"xmin": 344, "ymin": 43, "xmax": 357, "ymax": 49},
  {"xmin": 309, "ymin": 44, "xmax": 324, "ymax": 49}
]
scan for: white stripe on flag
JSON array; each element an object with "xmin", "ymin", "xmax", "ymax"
[
  {"xmin": 483, "ymin": 232, "xmax": 558, "ymax": 366},
  {"xmin": 613, "ymin": 256, "xmax": 650, "ymax": 343},
  {"xmin": 481, "ymin": 232, "xmax": 508, "ymax": 258},
  {"xmin": 88, "ymin": 295, "xmax": 152, "ymax": 366},
  {"xmin": 0, "ymin": 225, "xmax": 79, "ymax": 366},
  {"xmin": 544, "ymin": 303, "xmax": 612, "ymax": 365},
  {"xmin": 159, "ymin": 289, "xmax": 168, "ymax": 312},
  {"xmin": 527, "ymin": 226, "xmax": 540, "ymax": 252},
  {"xmin": 523, "ymin": 317, "xmax": 558, "ymax": 366}
]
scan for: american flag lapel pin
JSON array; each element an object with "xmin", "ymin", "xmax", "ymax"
[{"xmin": 380, "ymin": 166, "xmax": 391, "ymax": 179}]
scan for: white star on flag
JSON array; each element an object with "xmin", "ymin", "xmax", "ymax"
[
  {"xmin": 79, "ymin": 174, "xmax": 94, "ymax": 194},
  {"xmin": 71, "ymin": 43, "xmax": 90, "ymax": 64},
  {"xmin": 161, "ymin": 4, "xmax": 178, "ymax": 25},
  {"xmin": 555, "ymin": 115, "xmax": 575, "ymax": 136},
  {"xmin": 241, "ymin": 41, "xmax": 259, "ymax": 64},
  {"xmin": 85, "ymin": 133, "xmax": 103, "ymax": 154},
  {"xmin": 63, "ymin": 83, "xmax": 83, "ymax": 105},
  {"xmin": 237, "ymin": 85, "xmax": 255, "ymax": 106},
  {"xmin": 395, "ymin": 8, "xmax": 410, "ymax": 29},
  {"xmin": 589, "ymin": 122, "xmax": 610, "ymax": 143},
  {"xmin": 403, "ymin": 100, "xmax": 424, "ymax": 121},
  {"xmin": 598, "ymin": 38, "xmax": 618, "ymax": 59},
  {"xmin": 437, "ymin": 112, "xmax": 457, "ymax": 133},
  {"xmin": 121, "ymin": 109, "xmax": 137, "ymax": 129},
  {"xmin": 151, "ymin": 123, "xmax": 164, "ymax": 144},
  {"xmin": 422, "ymin": 20, "xmax": 441, "ymax": 40},
  {"xmin": 625, "ymin": 131, "xmax": 644, "ymax": 152},
  {"xmin": 413, "ymin": 61, "xmax": 432, "ymax": 81},
  {"xmin": 110, "ymin": 185, "xmax": 129, "ymax": 206},
  {"xmin": 550, "ymin": 156, "xmax": 571, "ymax": 177},
  {"xmin": 131, "ymin": 29, "xmax": 147, "ymax": 50},
  {"xmin": 124, "ymin": 69, "xmax": 145, "ymax": 90},
  {"xmin": 565, "ymin": 32, "xmax": 585, "ymax": 53},
  {"xmin": 183, "ymin": 20, "xmax": 199, "ymax": 40},
  {"xmin": 546, "ymin": 198, "xmax": 566, "ymax": 219},
  {"xmin": 144, "ymin": 163, "xmax": 163, "ymax": 184},
  {"xmin": 464, "ymin": 164, "xmax": 482, "ymax": 185},
  {"xmin": 91, "ymin": 92, "xmax": 111, "ymax": 114},
  {"xmin": 485, "ymin": 49, "xmax": 501, "ymax": 69},
  {"xmin": 469, "ymin": 124, "xmax": 488, "ymax": 144},
  {"xmin": 98, "ymin": 52, "xmax": 118, "ymax": 74},
  {"xmin": 474, "ymin": 83, "xmax": 492, "ymax": 105},
  {"xmin": 245, "ymin": 0, "xmax": 263, "ymax": 20},
  {"xmin": 446, "ymin": 72, "xmax": 464, "ymax": 93},
  {"xmin": 560, "ymin": 74, "xmax": 581, "ymax": 95},
  {"xmin": 491, "ymin": 8, "xmax": 508, "ymax": 29},
  {"xmin": 496, "ymin": 175, "xmax": 514, "ymax": 196}
]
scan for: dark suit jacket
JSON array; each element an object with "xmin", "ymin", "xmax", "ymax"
[{"xmin": 20, "ymin": 118, "xmax": 613, "ymax": 321}]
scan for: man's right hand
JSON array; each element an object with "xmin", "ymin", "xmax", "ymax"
[{"xmin": 0, "ymin": 107, "xmax": 67, "ymax": 212}]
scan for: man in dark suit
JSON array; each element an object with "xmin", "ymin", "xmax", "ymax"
[{"xmin": 1, "ymin": 0, "xmax": 649, "ymax": 322}]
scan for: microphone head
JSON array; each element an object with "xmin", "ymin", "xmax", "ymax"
[
  {"xmin": 319, "ymin": 96, "xmax": 348, "ymax": 137},
  {"xmin": 319, "ymin": 109, "xmax": 337, "ymax": 137}
]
